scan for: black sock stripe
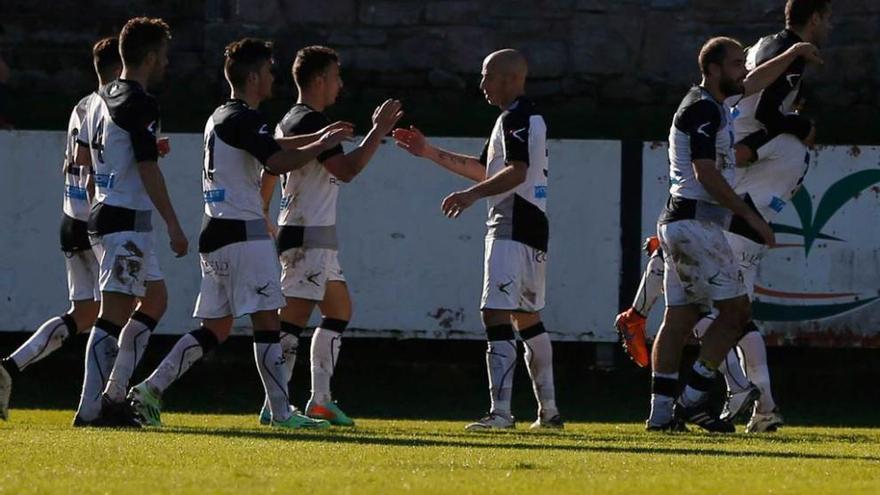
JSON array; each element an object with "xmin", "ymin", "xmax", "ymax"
[
  {"xmin": 95, "ymin": 318, "xmax": 123, "ymax": 339},
  {"xmin": 131, "ymin": 311, "xmax": 159, "ymax": 331},
  {"xmin": 688, "ymin": 370, "xmax": 716, "ymax": 392},
  {"xmin": 726, "ymin": 350, "xmax": 750, "ymax": 390},
  {"xmin": 652, "ymin": 376, "xmax": 679, "ymax": 397},
  {"xmin": 16, "ymin": 319, "xmax": 69, "ymax": 370},
  {"xmin": 486, "ymin": 324, "xmax": 515, "ymax": 341},
  {"xmin": 519, "ymin": 322, "xmax": 546, "ymax": 341},
  {"xmin": 90, "ymin": 334, "xmax": 113, "ymax": 397},
  {"xmin": 191, "ymin": 328, "xmax": 220, "ymax": 352},
  {"xmin": 280, "ymin": 321, "xmax": 304, "ymax": 337},
  {"xmin": 496, "ymin": 341, "xmax": 517, "ymax": 390},
  {"xmin": 253, "ymin": 330, "xmax": 280, "ymax": 344},
  {"xmin": 319, "ymin": 318, "xmax": 348, "ymax": 333},
  {"xmin": 60, "ymin": 313, "xmax": 79, "ymax": 334},
  {"xmin": 175, "ymin": 344, "xmax": 202, "ymax": 383},
  {"xmin": 1, "ymin": 358, "xmax": 21, "ymax": 379},
  {"xmin": 132, "ymin": 329, "xmax": 151, "ymax": 364}
]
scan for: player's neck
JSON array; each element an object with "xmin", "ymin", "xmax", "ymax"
[
  {"xmin": 498, "ymin": 91, "xmax": 526, "ymax": 111},
  {"xmin": 699, "ymin": 79, "xmax": 726, "ymax": 104},
  {"xmin": 120, "ymin": 68, "xmax": 149, "ymax": 90},
  {"xmin": 230, "ymin": 89, "xmax": 261, "ymax": 109},
  {"xmin": 787, "ymin": 25, "xmax": 813, "ymax": 43},
  {"xmin": 298, "ymin": 90, "xmax": 326, "ymax": 112}
]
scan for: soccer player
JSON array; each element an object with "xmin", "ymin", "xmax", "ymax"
[
  {"xmin": 127, "ymin": 38, "xmax": 352, "ymax": 429},
  {"xmin": 258, "ymin": 46, "xmax": 402, "ymax": 427},
  {"xmin": 645, "ymin": 37, "xmax": 820, "ymax": 432},
  {"xmin": 618, "ymin": 0, "xmax": 830, "ymax": 433},
  {"xmin": 0, "ymin": 38, "xmax": 121, "ymax": 420},
  {"xmin": 394, "ymin": 49, "xmax": 561, "ymax": 430},
  {"xmin": 74, "ymin": 17, "xmax": 188, "ymax": 426}
]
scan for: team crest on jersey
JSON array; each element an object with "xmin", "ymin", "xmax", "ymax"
[
  {"xmin": 147, "ymin": 120, "xmax": 158, "ymax": 136},
  {"xmin": 508, "ymin": 127, "xmax": 528, "ymax": 143}
]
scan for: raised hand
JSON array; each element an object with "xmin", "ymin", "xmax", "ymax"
[
  {"xmin": 320, "ymin": 120, "xmax": 355, "ymax": 136},
  {"xmin": 392, "ymin": 126, "xmax": 429, "ymax": 158},
  {"xmin": 372, "ymin": 99, "xmax": 404, "ymax": 135}
]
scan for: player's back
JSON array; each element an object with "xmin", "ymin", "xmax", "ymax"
[
  {"xmin": 202, "ymin": 99, "xmax": 272, "ymax": 221},
  {"xmin": 86, "ymin": 79, "xmax": 160, "ymax": 211},
  {"xmin": 63, "ymin": 93, "xmax": 97, "ymax": 221},
  {"xmin": 275, "ymin": 103, "xmax": 343, "ymax": 228}
]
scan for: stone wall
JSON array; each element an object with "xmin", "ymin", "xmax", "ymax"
[{"xmin": 1, "ymin": 0, "xmax": 877, "ymax": 140}]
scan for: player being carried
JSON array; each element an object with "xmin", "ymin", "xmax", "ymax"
[
  {"xmin": 0, "ymin": 38, "xmax": 121, "ymax": 420},
  {"xmin": 643, "ymin": 36, "xmax": 821, "ymax": 432},
  {"xmin": 616, "ymin": 0, "xmax": 830, "ymax": 433},
  {"xmin": 394, "ymin": 49, "xmax": 561, "ymax": 430},
  {"xmin": 128, "ymin": 38, "xmax": 352, "ymax": 429},
  {"xmin": 259, "ymin": 46, "xmax": 403, "ymax": 427}
]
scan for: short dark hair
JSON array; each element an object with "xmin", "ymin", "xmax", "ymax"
[
  {"xmin": 93, "ymin": 37, "xmax": 121, "ymax": 79},
  {"xmin": 119, "ymin": 17, "xmax": 171, "ymax": 67},
  {"xmin": 698, "ymin": 37, "xmax": 742, "ymax": 75},
  {"xmin": 224, "ymin": 38, "xmax": 274, "ymax": 90},
  {"xmin": 292, "ymin": 45, "xmax": 339, "ymax": 87},
  {"xmin": 786, "ymin": 0, "xmax": 831, "ymax": 27}
]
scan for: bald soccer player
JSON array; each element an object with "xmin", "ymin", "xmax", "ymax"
[{"xmin": 394, "ymin": 50, "xmax": 561, "ymax": 431}]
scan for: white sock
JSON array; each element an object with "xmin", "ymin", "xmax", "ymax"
[
  {"xmin": 720, "ymin": 347, "xmax": 751, "ymax": 394},
  {"xmin": 254, "ymin": 331, "xmax": 291, "ymax": 422},
  {"xmin": 486, "ymin": 325, "xmax": 517, "ymax": 416},
  {"xmin": 680, "ymin": 361, "xmax": 716, "ymax": 407},
  {"xmin": 104, "ymin": 312, "xmax": 157, "ymax": 403},
  {"xmin": 75, "ymin": 321, "xmax": 120, "ymax": 422},
  {"xmin": 739, "ymin": 325, "xmax": 777, "ymax": 413},
  {"xmin": 8, "ymin": 315, "xmax": 76, "ymax": 371},
  {"xmin": 521, "ymin": 324, "xmax": 557, "ymax": 418},
  {"xmin": 692, "ymin": 314, "xmax": 749, "ymax": 394},
  {"xmin": 263, "ymin": 324, "xmax": 301, "ymax": 414},
  {"xmin": 144, "ymin": 328, "xmax": 218, "ymax": 395},
  {"xmin": 633, "ymin": 250, "xmax": 664, "ymax": 316},
  {"xmin": 649, "ymin": 372, "xmax": 678, "ymax": 425},
  {"xmin": 310, "ymin": 323, "xmax": 344, "ymax": 405}
]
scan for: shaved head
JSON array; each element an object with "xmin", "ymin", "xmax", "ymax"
[
  {"xmin": 482, "ymin": 49, "xmax": 528, "ymax": 79},
  {"xmin": 480, "ymin": 49, "xmax": 528, "ymax": 108}
]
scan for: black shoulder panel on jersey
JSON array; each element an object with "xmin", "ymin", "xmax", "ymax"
[
  {"xmin": 478, "ymin": 140, "xmax": 489, "ymax": 167},
  {"xmin": 673, "ymin": 88, "xmax": 722, "ymax": 161},
  {"xmin": 500, "ymin": 97, "xmax": 537, "ymax": 166},
  {"xmin": 751, "ymin": 30, "xmax": 812, "ymax": 141},
  {"xmin": 211, "ymin": 100, "xmax": 282, "ymax": 165},
  {"xmin": 99, "ymin": 80, "xmax": 160, "ymax": 163},
  {"xmin": 278, "ymin": 104, "xmax": 343, "ymax": 163}
]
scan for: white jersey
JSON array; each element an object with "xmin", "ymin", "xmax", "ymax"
[
  {"xmin": 84, "ymin": 79, "xmax": 160, "ymax": 211},
  {"xmin": 274, "ymin": 103, "xmax": 344, "ymax": 228},
  {"xmin": 63, "ymin": 93, "xmax": 96, "ymax": 221},
  {"xmin": 483, "ymin": 96, "xmax": 549, "ymax": 252},
  {"xmin": 667, "ymin": 86, "xmax": 736, "ymax": 204},
  {"xmin": 733, "ymin": 29, "xmax": 810, "ymax": 144},
  {"xmin": 202, "ymin": 99, "xmax": 281, "ymax": 221}
]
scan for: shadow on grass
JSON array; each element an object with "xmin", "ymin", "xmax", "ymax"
[{"xmin": 134, "ymin": 425, "xmax": 880, "ymax": 463}]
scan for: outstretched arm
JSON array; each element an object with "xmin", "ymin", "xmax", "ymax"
[{"xmin": 392, "ymin": 126, "xmax": 485, "ymax": 182}]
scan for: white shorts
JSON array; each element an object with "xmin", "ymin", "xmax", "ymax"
[
  {"xmin": 280, "ymin": 247, "xmax": 346, "ymax": 301},
  {"xmin": 724, "ymin": 231, "xmax": 767, "ymax": 299},
  {"xmin": 480, "ymin": 238, "xmax": 546, "ymax": 313},
  {"xmin": 93, "ymin": 231, "xmax": 163, "ymax": 298},
  {"xmin": 64, "ymin": 243, "xmax": 103, "ymax": 302},
  {"xmin": 658, "ymin": 220, "xmax": 746, "ymax": 311},
  {"xmin": 735, "ymin": 134, "xmax": 810, "ymax": 221},
  {"xmin": 194, "ymin": 240, "xmax": 285, "ymax": 319}
]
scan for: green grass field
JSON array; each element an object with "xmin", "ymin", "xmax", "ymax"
[{"xmin": 2, "ymin": 410, "xmax": 879, "ymax": 495}]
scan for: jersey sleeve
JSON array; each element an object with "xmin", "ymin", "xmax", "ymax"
[
  {"xmin": 74, "ymin": 95, "xmax": 93, "ymax": 146},
  {"xmin": 233, "ymin": 110, "xmax": 283, "ymax": 166},
  {"xmin": 280, "ymin": 110, "xmax": 343, "ymax": 163},
  {"xmin": 680, "ymin": 100, "xmax": 721, "ymax": 161},
  {"xmin": 500, "ymin": 111, "xmax": 531, "ymax": 166},
  {"xmin": 754, "ymin": 58, "xmax": 812, "ymax": 140}
]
